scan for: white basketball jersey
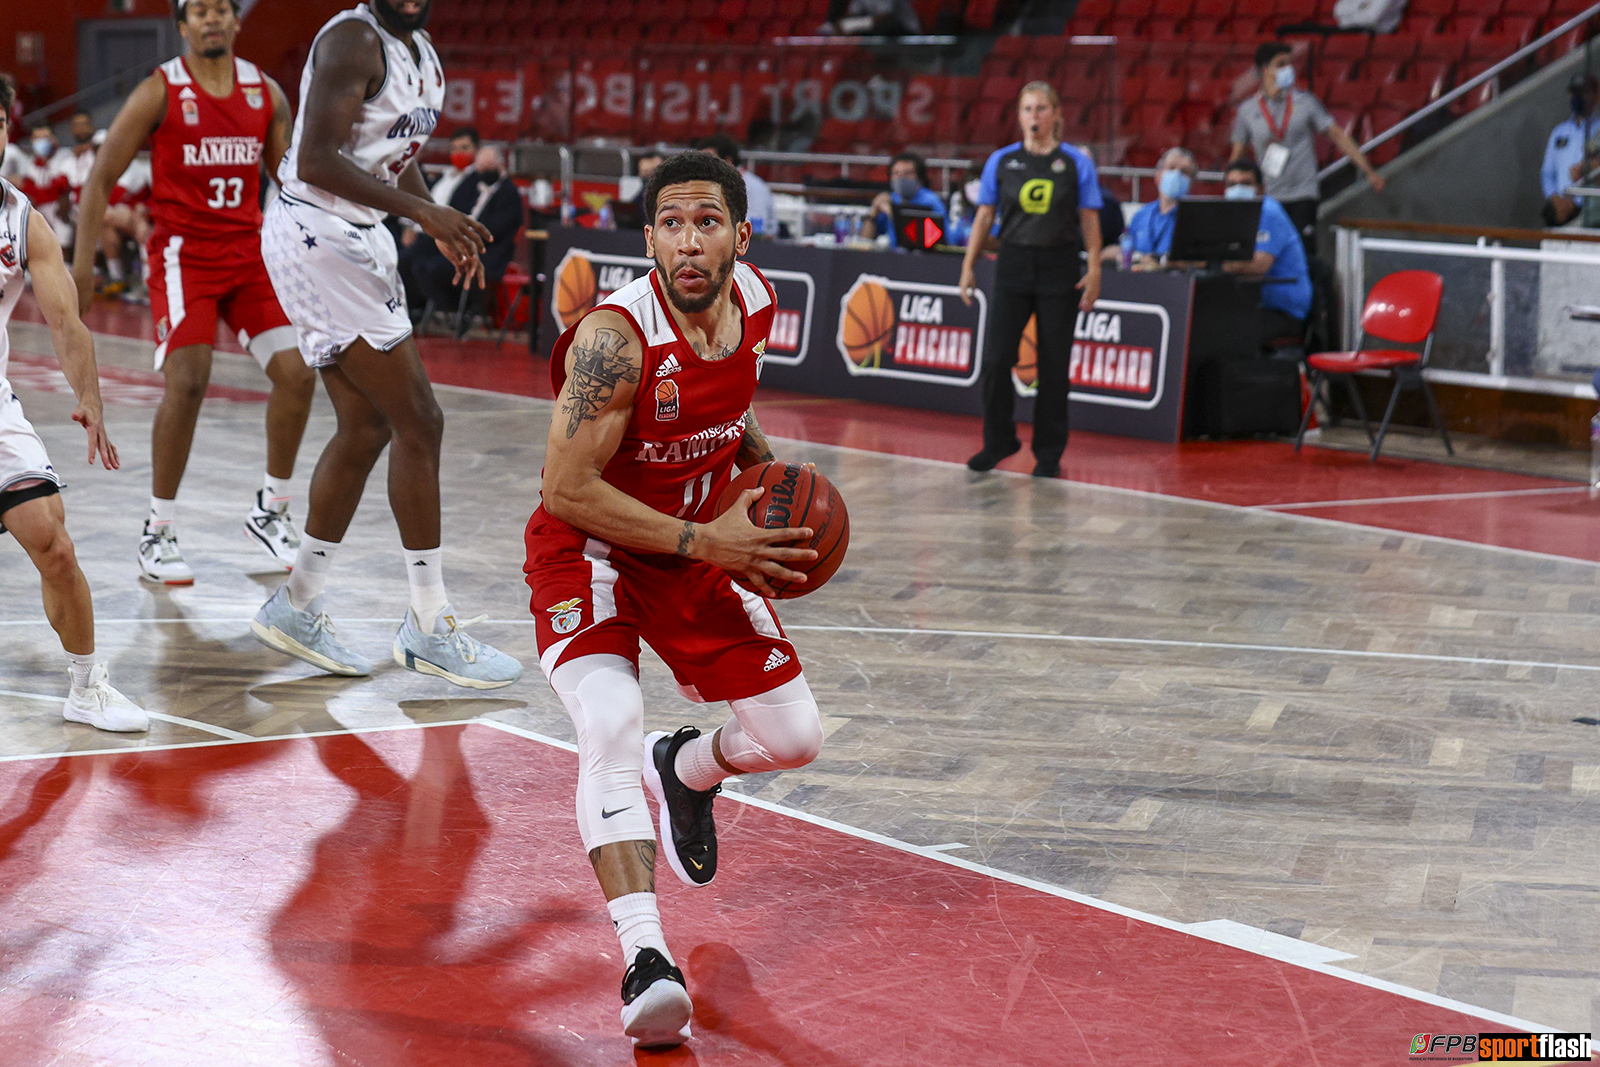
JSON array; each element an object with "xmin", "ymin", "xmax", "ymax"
[
  {"xmin": 277, "ymin": 4, "xmax": 444, "ymax": 226},
  {"xmin": 0, "ymin": 179, "xmax": 34, "ymax": 393}
]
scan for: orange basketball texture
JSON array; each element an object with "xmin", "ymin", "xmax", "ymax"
[
  {"xmin": 556, "ymin": 255, "xmax": 597, "ymax": 328},
  {"xmin": 1015, "ymin": 313, "xmax": 1039, "ymax": 386},
  {"xmin": 715, "ymin": 461, "xmax": 850, "ymax": 599},
  {"xmin": 841, "ymin": 281, "xmax": 895, "ymax": 365}
]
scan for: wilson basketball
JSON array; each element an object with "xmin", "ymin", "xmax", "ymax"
[
  {"xmin": 1014, "ymin": 313, "xmax": 1039, "ymax": 388},
  {"xmin": 715, "ymin": 461, "xmax": 850, "ymax": 599},
  {"xmin": 840, "ymin": 280, "xmax": 895, "ymax": 366},
  {"xmin": 556, "ymin": 254, "xmax": 597, "ymax": 329}
]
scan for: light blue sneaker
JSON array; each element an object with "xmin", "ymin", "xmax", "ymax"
[
  {"xmin": 393, "ymin": 605, "xmax": 523, "ymax": 690},
  {"xmin": 251, "ymin": 586, "xmax": 373, "ymax": 676}
]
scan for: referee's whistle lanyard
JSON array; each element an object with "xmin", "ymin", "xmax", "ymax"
[{"xmin": 1260, "ymin": 93, "xmax": 1292, "ymax": 145}]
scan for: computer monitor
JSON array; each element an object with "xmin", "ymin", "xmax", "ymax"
[
  {"xmin": 891, "ymin": 201, "xmax": 947, "ymax": 252},
  {"xmin": 1169, "ymin": 197, "xmax": 1262, "ymax": 266}
]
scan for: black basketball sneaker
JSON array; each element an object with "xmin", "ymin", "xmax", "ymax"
[
  {"xmin": 643, "ymin": 726, "xmax": 720, "ymax": 887},
  {"xmin": 620, "ymin": 947, "xmax": 692, "ymax": 1048}
]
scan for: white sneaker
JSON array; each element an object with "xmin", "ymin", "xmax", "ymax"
[
  {"xmin": 393, "ymin": 605, "xmax": 523, "ymax": 689},
  {"xmin": 62, "ymin": 664, "xmax": 149, "ymax": 732},
  {"xmin": 251, "ymin": 586, "xmax": 372, "ymax": 676},
  {"xmin": 138, "ymin": 520, "xmax": 195, "ymax": 585},
  {"xmin": 620, "ymin": 948, "xmax": 692, "ymax": 1049},
  {"xmin": 244, "ymin": 489, "xmax": 301, "ymax": 568}
]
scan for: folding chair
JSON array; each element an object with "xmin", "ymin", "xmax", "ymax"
[{"xmin": 1294, "ymin": 269, "xmax": 1452, "ymax": 462}]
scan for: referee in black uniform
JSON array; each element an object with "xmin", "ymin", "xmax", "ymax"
[{"xmin": 959, "ymin": 82, "xmax": 1103, "ymax": 478}]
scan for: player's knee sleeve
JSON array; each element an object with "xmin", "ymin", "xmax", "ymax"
[
  {"xmin": 550, "ymin": 654, "xmax": 654, "ymax": 851},
  {"xmin": 723, "ymin": 673, "xmax": 823, "ymax": 772}
]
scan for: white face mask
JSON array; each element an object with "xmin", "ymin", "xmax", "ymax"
[
  {"xmin": 1274, "ymin": 65, "xmax": 1295, "ymax": 91},
  {"xmin": 963, "ymin": 179, "xmax": 981, "ymax": 204},
  {"xmin": 1224, "ymin": 183, "xmax": 1258, "ymax": 201},
  {"xmin": 31, "ymin": 138, "xmax": 52, "ymax": 158}
]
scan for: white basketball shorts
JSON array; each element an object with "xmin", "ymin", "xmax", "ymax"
[
  {"xmin": 260, "ymin": 193, "xmax": 412, "ymax": 368},
  {"xmin": 0, "ymin": 387, "xmax": 61, "ymax": 531}
]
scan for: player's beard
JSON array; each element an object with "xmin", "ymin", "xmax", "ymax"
[
  {"xmin": 373, "ymin": 0, "xmax": 432, "ymax": 31},
  {"xmin": 200, "ymin": 45, "xmax": 227, "ymax": 59},
  {"xmin": 657, "ymin": 251, "xmax": 735, "ymax": 316}
]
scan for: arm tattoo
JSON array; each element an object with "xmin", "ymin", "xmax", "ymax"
[
  {"xmin": 737, "ymin": 410, "xmax": 776, "ymax": 468},
  {"xmin": 675, "ymin": 521, "xmax": 696, "ymax": 557},
  {"xmin": 561, "ymin": 327, "xmax": 638, "ymax": 439}
]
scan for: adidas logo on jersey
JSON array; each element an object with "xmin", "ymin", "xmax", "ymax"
[
  {"xmin": 179, "ymin": 87, "xmax": 198, "ymax": 100},
  {"xmin": 763, "ymin": 648, "xmax": 791, "ymax": 672},
  {"xmin": 657, "ymin": 353, "xmax": 682, "ymax": 377}
]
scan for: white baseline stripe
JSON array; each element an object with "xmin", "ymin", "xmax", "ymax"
[
  {"xmin": 2, "ymin": 617, "xmax": 1596, "ymax": 675},
  {"xmin": 1261, "ymin": 485, "xmax": 1586, "ymax": 511},
  {"xmin": 0, "ymin": 714, "xmax": 1555, "ymax": 1030},
  {"xmin": 0, "ymin": 718, "xmax": 453, "ymax": 765},
  {"xmin": 146, "ymin": 712, "xmax": 253, "ymax": 741}
]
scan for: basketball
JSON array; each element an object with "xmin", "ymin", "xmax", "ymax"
[
  {"xmin": 1014, "ymin": 313, "xmax": 1039, "ymax": 388},
  {"xmin": 715, "ymin": 461, "xmax": 850, "ymax": 599},
  {"xmin": 556, "ymin": 254, "xmax": 597, "ymax": 329},
  {"xmin": 840, "ymin": 279, "xmax": 896, "ymax": 366}
]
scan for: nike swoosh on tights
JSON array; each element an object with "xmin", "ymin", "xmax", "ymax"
[{"xmin": 601, "ymin": 806, "xmax": 631, "ymax": 819}]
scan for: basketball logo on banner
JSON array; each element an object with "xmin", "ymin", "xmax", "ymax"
[
  {"xmin": 549, "ymin": 247, "xmax": 653, "ymax": 331},
  {"xmin": 836, "ymin": 274, "xmax": 985, "ymax": 386}
]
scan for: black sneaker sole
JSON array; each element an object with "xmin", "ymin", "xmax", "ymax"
[{"xmin": 642, "ymin": 729, "xmax": 717, "ymax": 888}]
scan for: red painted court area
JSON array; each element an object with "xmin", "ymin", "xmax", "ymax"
[{"xmin": 0, "ymin": 724, "xmax": 1502, "ymax": 1066}]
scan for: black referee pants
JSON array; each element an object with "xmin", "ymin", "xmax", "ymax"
[{"xmin": 980, "ymin": 284, "xmax": 1077, "ymax": 464}]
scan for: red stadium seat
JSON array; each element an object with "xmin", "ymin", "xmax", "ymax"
[
  {"xmin": 1105, "ymin": 16, "xmax": 1143, "ymax": 37},
  {"xmin": 1321, "ymin": 34, "xmax": 1371, "ymax": 62},
  {"xmin": 1325, "ymin": 79, "xmax": 1380, "ymax": 110},
  {"xmin": 1358, "ymin": 60, "xmax": 1403, "ymax": 84},
  {"xmin": 1235, "ymin": 0, "xmax": 1274, "ymax": 19},
  {"xmin": 1407, "ymin": 0, "xmax": 1455, "ymax": 19},
  {"xmin": 980, "ymin": 75, "xmax": 1024, "ymax": 101},
  {"xmin": 1193, "ymin": 0, "xmax": 1234, "ymax": 15},
  {"xmin": 1296, "ymin": 270, "xmax": 1450, "ymax": 462},
  {"xmin": 990, "ymin": 35, "xmax": 1030, "ymax": 61},
  {"xmin": 1367, "ymin": 35, "xmax": 1418, "ymax": 61}
]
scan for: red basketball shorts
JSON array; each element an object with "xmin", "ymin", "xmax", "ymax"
[
  {"xmin": 524, "ymin": 509, "xmax": 804, "ymax": 703},
  {"xmin": 147, "ymin": 231, "xmax": 295, "ymax": 369}
]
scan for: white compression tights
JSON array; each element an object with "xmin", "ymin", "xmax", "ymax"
[{"xmin": 548, "ymin": 654, "xmax": 824, "ymax": 852}]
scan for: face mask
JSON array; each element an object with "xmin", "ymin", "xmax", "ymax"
[
  {"xmin": 477, "ymin": 169, "xmax": 500, "ymax": 184},
  {"xmin": 1224, "ymin": 183, "xmax": 1257, "ymax": 200},
  {"xmin": 31, "ymin": 138, "xmax": 51, "ymax": 159},
  {"xmin": 891, "ymin": 176, "xmax": 920, "ymax": 200},
  {"xmin": 1158, "ymin": 169, "xmax": 1191, "ymax": 201},
  {"xmin": 963, "ymin": 179, "xmax": 981, "ymax": 204},
  {"xmin": 1275, "ymin": 65, "xmax": 1295, "ymax": 91},
  {"xmin": 450, "ymin": 150, "xmax": 474, "ymax": 170}
]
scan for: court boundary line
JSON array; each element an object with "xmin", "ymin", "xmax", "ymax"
[
  {"xmin": 7, "ymin": 616, "xmax": 1596, "ymax": 676},
  {"xmin": 1259, "ymin": 485, "xmax": 1587, "ymax": 510},
  {"xmin": 0, "ymin": 714, "xmax": 1555, "ymax": 1032}
]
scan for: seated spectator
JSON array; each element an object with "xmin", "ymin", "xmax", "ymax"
[
  {"xmin": 946, "ymin": 164, "xmax": 988, "ymax": 248},
  {"xmin": 1542, "ymin": 74, "xmax": 1598, "ymax": 227},
  {"xmin": 1097, "ymin": 180, "xmax": 1125, "ymax": 267},
  {"xmin": 100, "ymin": 150, "xmax": 153, "ymax": 300},
  {"xmin": 700, "ymin": 133, "xmax": 777, "ymax": 237},
  {"xmin": 820, "ymin": 0, "xmax": 922, "ymax": 35},
  {"xmin": 401, "ymin": 127, "xmax": 480, "ymax": 248},
  {"xmin": 861, "ymin": 151, "xmax": 947, "ymax": 248},
  {"xmin": 1220, "ymin": 159, "xmax": 1313, "ymax": 347},
  {"xmin": 401, "ymin": 144, "xmax": 524, "ymax": 319},
  {"xmin": 616, "ymin": 148, "xmax": 663, "ymax": 230},
  {"xmin": 1125, "ymin": 148, "xmax": 1197, "ymax": 268},
  {"xmin": 15, "ymin": 125, "xmax": 71, "ymax": 245}
]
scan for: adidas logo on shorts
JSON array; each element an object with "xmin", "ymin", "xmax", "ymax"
[
  {"xmin": 763, "ymin": 647, "xmax": 791, "ymax": 672},
  {"xmin": 657, "ymin": 354, "xmax": 682, "ymax": 377}
]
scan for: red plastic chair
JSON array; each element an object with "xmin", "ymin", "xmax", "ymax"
[{"xmin": 1295, "ymin": 270, "xmax": 1453, "ymax": 461}]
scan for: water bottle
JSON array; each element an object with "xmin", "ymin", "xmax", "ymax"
[
  {"xmin": 597, "ymin": 202, "xmax": 613, "ymax": 230},
  {"xmin": 559, "ymin": 198, "xmax": 574, "ymax": 226},
  {"xmin": 1590, "ymin": 411, "xmax": 1600, "ymax": 496},
  {"xmin": 833, "ymin": 213, "xmax": 850, "ymax": 243},
  {"xmin": 1120, "ymin": 230, "xmax": 1134, "ymax": 271}
]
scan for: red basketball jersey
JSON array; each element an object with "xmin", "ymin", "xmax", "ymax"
[
  {"xmin": 148, "ymin": 55, "xmax": 272, "ymax": 242},
  {"xmin": 548, "ymin": 262, "xmax": 776, "ymax": 523}
]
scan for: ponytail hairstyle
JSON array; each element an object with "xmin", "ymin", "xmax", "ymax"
[{"xmin": 1018, "ymin": 80, "xmax": 1065, "ymax": 140}]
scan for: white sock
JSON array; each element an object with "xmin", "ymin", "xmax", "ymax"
[
  {"xmin": 263, "ymin": 473, "xmax": 291, "ymax": 506},
  {"xmin": 404, "ymin": 547, "xmax": 448, "ymax": 630},
  {"xmin": 674, "ymin": 731, "xmax": 732, "ymax": 792},
  {"xmin": 607, "ymin": 892, "xmax": 671, "ymax": 967},
  {"xmin": 149, "ymin": 496, "xmax": 175, "ymax": 526},
  {"xmin": 107, "ymin": 258, "xmax": 124, "ymax": 282},
  {"xmin": 65, "ymin": 651, "xmax": 96, "ymax": 691},
  {"xmin": 287, "ymin": 534, "xmax": 339, "ymax": 610}
]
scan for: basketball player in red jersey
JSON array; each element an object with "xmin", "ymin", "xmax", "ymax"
[
  {"xmin": 525, "ymin": 152, "xmax": 826, "ymax": 1048},
  {"xmin": 72, "ymin": 0, "xmax": 316, "ymax": 586}
]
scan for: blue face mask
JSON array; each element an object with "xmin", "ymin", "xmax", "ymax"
[
  {"xmin": 1275, "ymin": 65, "xmax": 1295, "ymax": 91},
  {"xmin": 1158, "ymin": 169, "xmax": 1191, "ymax": 201},
  {"xmin": 1224, "ymin": 183, "xmax": 1257, "ymax": 200}
]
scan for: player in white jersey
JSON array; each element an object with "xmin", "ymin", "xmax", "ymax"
[
  {"xmin": 0, "ymin": 89, "xmax": 146, "ymax": 732},
  {"xmin": 254, "ymin": 0, "xmax": 522, "ymax": 688}
]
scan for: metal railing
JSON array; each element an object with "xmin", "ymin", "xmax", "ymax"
[
  {"xmin": 1318, "ymin": 1, "xmax": 1600, "ymax": 182},
  {"xmin": 1333, "ymin": 222, "xmax": 1600, "ymax": 396},
  {"xmin": 20, "ymin": 59, "xmax": 163, "ymax": 128}
]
